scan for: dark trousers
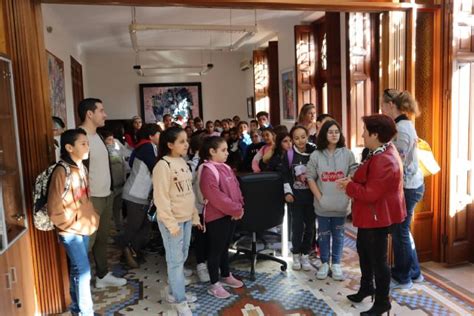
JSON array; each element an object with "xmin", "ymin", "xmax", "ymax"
[
  {"xmin": 118, "ymin": 200, "xmax": 151, "ymax": 252},
  {"xmin": 206, "ymin": 216, "xmax": 236, "ymax": 284},
  {"xmin": 288, "ymin": 203, "xmax": 316, "ymax": 255},
  {"xmin": 357, "ymin": 227, "xmax": 391, "ymax": 299},
  {"xmin": 194, "ymin": 214, "xmax": 207, "ymax": 264}
]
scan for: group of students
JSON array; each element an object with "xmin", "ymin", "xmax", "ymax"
[{"xmin": 47, "ymin": 88, "xmax": 425, "ymax": 316}]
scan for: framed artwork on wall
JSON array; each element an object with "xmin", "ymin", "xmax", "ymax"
[
  {"xmin": 281, "ymin": 68, "xmax": 296, "ymax": 121},
  {"xmin": 139, "ymin": 82, "xmax": 203, "ymax": 123},
  {"xmin": 246, "ymin": 96, "xmax": 255, "ymax": 118},
  {"xmin": 46, "ymin": 50, "xmax": 67, "ymax": 126}
]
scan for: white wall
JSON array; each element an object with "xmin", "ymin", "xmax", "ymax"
[
  {"xmin": 85, "ymin": 51, "xmax": 252, "ymax": 122},
  {"xmin": 42, "ymin": 4, "xmax": 86, "ymax": 129}
]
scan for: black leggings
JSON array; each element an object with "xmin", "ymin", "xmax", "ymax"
[
  {"xmin": 194, "ymin": 214, "xmax": 207, "ymax": 264},
  {"xmin": 356, "ymin": 227, "xmax": 391, "ymax": 299},
  {"xmin": 206, "ymin": 216, "xmax": 236, "ymax": 284}
]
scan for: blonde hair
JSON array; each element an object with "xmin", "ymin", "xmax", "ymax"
[
  {"xmin": 383, "ymin": 89, "xmax": 420, "ymax": 117},
  {"xmin": 298, "ymin": 103, "xmax": 316, "ymax": 124}
]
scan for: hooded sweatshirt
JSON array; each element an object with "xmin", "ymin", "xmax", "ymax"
[{"xmin": 307, "ymin": 147, "xmax": 357, "ymax": 217}]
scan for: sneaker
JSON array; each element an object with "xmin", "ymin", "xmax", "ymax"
[
  {"xmin": 96, "ymin": 272, "xmax": 127, "ymax": 288},
  {"xmin": 311, "ymin": 257, "xmax": 323, "ymax": 269},
  {"xmin": 123, "ymin": 247, "xmax": 139, "ymax": 269},
  {"xmin": 197, "ymin": 263, "xmax": 210, "ymax": 283},
  {"xmin": 300, "ymin": 254, "xmax": 311, "ymax": 271},
  {"xmin": 221, "ymin": 273, "xmax": 244, "ymax": 288},
  {"xmin": 412, "ymin": 274, "xmax": 424, "ymax": 283},
  {"xmin": 316, "ymin": 263, "xmax": 329, "ymax": 280},
  {"xmin": 331, "ymin": 264, "xmax": 344, "ymax": 281},
  {"xmin": 175, "ymin": 301, "xmax": 193, "ymax": 316},
  {"xmin": 292, "ymin": 254, "xmax": 301, "ymax": 270},
  {"xmin": 166, "ymin": 288, "xmax": 197, "ymax": 304},
  {"xmin": 207, "ymin": 282, "xmax": 231, "ymax": 299},
  {"xmin": 184, "ymin": 267, "xmax": 193, "ymax": 277},
  {"xmin": 390, "ymin": 278, "xmax": 413, "ymax": 290}
]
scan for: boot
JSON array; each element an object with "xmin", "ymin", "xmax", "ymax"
[
  {"xmin": 123, "ymin": 246, "xmax": 139, "ymax": 269},
  {"xmin": 347, "ymin": 286, "xmax": 375, "ymax": 303},
  {"xmin": 360, "ymin": 296, "xmax": 391, "ymax": 316}
]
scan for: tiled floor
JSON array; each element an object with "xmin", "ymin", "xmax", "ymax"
[{"xmin": 86, "ymin": 230, "xmax": 474, "ymax": 316}]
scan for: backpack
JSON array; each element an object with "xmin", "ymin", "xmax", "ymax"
[{"xmin": 32, "ymin": 161, "xmax": 71, "ymax": 231}]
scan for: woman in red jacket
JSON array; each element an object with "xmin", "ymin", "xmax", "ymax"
[{"xmin": 337, "ymin": 114, "xmax": 406, "ymax": 316}]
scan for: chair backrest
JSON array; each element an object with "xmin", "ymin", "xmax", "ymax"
[{"xmin": 237, "ymin": 172, "xmax": 285, "ymax": 232}]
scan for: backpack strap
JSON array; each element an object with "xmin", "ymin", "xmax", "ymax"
[{"xmin": 54, "ymin": 161, "xmax": 72, "ymax": 199}]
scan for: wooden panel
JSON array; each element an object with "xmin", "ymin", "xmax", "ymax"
[
  {"xmin": 4, "ymin": 0, "xmax": 70, "ymax": 313},
  {"xmin": 253, "ymin": 49, "xmax": 269, "ymax": 114},
  {"xmin": 267, "ymin": 41, "xmax": 280, "ymax": 126},
  {"xmin": 0, "ymin": 0, "xmax": 7, "ymax": 54},
  {"xmin": 326, "ymin": 12, "xmax": 344, "ymax": 124},
  {"xmin": 70, "ymin": 56, "xmax": 83, "ymax": 127},
  {"xmin": 295, "ymin": 25, "xmax": 316, "ymax": 113}
]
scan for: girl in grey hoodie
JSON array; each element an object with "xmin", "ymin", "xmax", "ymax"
[{"xmin": 307, "ymin": 120, "xmax": 356, "ymax": 281}]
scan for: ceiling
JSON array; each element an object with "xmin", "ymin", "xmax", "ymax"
[{"xmin": 42, "ymin": 4, "xmax": 324, "ymax": 53}]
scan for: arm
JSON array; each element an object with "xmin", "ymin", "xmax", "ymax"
[
  {"xmin": 393, "ymin": 130, "xmax": 411, "ymax": 164},
  {"xmin": 345, "ymin": 158, "xmax": 395, "ymax": 203},
  {"xmin": 136, "ymin": 144, "xmax": 158, "ymax": 173},
  {"xmin": 153, "ymin": 161, "xmax": 179, "ymax": 235},
  {"xmin": 281, "ymin": 152, "xmax": 294, "ymax": 201},
  {"xmin": 347, "ymin": 150, "xmax": 358, "ymax": 176},
  {"xmin": 306, "ymin": 154, "xmax": 322, "ymax": 200},
  {"xmin": 199, "ymin": 167, "xmax": 242, "ymax": 216},
  {"xmin": 252, "ymin": 147, "xmax": 264, "ymax": 172},
  {"xmin": 47, "ymin": 167, "xmax": 72, "ymax": 230}
]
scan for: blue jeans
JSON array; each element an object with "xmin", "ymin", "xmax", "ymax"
[
  {"xmin": 317, "ymin": 216, "xmax": 345, "ymax": 264},
  {"xmin": 58, "ymin": 233, "xmax": 94, "ymax": 316},
  {"xmin": 391, "ymin": 184, "xmax": 424, "ymax": 284},
  {"xmin": 158, "ymin": 220, "xmax": 192, "ymax": 303}
]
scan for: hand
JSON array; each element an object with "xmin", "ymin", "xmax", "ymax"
[
  {"xmin": 170, "ymin": 227, "xmax": 181, "ymax": 237},
  {"xmin": 285, "ymin": 194, "xmax": 294, "ymax": 203},
  {"xmin": 195, "ymin": 223, "xmax": 205, "ymax": 232},
  {"xmin": 335, "ymin": 177, "xmax": 351, "ymax": 191},
  {"xmin": 232, "ymin": 209, "xmax": 244, "ymax": 220}
]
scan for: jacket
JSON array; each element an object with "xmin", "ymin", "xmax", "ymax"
[
  {"xmin": 346, "ymin": 144, "xmax": 407, "ymax": 228},
  {"xmin": 306, "ymin": 147, "xmax": 356, "ymax": 217},
  {"xmin": 199, "ymin": 162, "xmax": 244, "ymax": 223},
  {"xmin": 47, "ymin": 161, "xmax": 99, "ymax": 236}
]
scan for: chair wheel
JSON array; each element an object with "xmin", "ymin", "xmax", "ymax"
[{"xmin": 281, "ymin": 265, "xmax": 287, "ymax": 271}]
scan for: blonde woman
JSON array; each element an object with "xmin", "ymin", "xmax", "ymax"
[{"xmin": 297, "ymin": 103, "xmax": 317, "ymax": 137}]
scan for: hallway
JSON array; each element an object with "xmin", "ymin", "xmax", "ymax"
[{"xmin": 85, "ymin": 227, "xmax": 474, "ymax": 315}]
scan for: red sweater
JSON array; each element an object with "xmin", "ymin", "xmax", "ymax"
[
  {"xmin": 199, "ymin": 162, "xmax": 244, "ymax": 223},
  {"xmin": 346, "ymin": 144, "xmax": 407, "ymax": 228}
]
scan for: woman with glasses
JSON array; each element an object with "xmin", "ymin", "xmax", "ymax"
[{"xmin": 381, "ymin": 89, "xmax": 425, "ymax": 289}]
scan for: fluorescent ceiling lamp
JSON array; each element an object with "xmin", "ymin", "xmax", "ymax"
[{"xmin": 133, "ymin": 63, "xmax": 213, "ymax": 77}]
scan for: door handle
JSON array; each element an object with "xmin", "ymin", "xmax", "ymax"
[
  {"xmin": 5, "ymin": 272, "xmax": 11, "ymax": 290},
  {"xmin": 9, "ymin": 267, "xmax": 17, "ymax": 283}
]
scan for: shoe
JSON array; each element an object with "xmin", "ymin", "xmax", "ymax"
[
  {"xmin": 184, "ymin": 267, "xmax": 193, "ymax": 277},
  {"xmin": 175, "ymin": 301, "xmax": 193, "ymax": 316},
  {"xmin": 166, "ymin": 288, "xmax": 197, "ymax": 304},
  {"xmin": 360, "ymin": 297, "xmax": 391, "ymax": 315},
  {"xmin": 347, "ymin": 288, "xmax": 375, "ymax": 303},
  {"xmin": 311, "ymin": 257, "xmax": 323, "ymax": 269},
  {"xmin": 123, "ymin": 247, "xmax": 139, "ymax": 269},
  {"xmin": 96, "ymin": 272, "xmax": 127, "ymax": 288},
  {"xmin": 412, "ymin": 274, "xmax": 424, "ymax": 283},
  {"xmin": 196, "ymin": 263, "xmax": 210, "ymax": 283},
  {"xmin": 221, "ymin": 273, "xmax": 244, "ymax": 288},
  {"xmin": 207, "ymin": 282, "xmax": 231, "ymax": 299},
  {"xmin": 331, "ymin": 264, "xmax": 345, "ymax": 281},
  {"xmin": 300, "ymin": 254, "xmax": 311, "ymax": 271},
  {"xmin": 316, "ymin": 263, "xmax": 329, "ymax": 280},
  {"xmin": 292, "ymin": 254, "xmax": 301, "ymax": 270},
  {"xmin": 390, "ymin": 278, "xmax": 413, "ymax": 290}
]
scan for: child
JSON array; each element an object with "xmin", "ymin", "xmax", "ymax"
[
  {"xmin": 204, "ymin": 120, "xmax": 221, "ymax": 137},
  {"xmin": 282, "ymin": 126, "xmax": 316, "ymax": 271},
  {"xmin": 260, "ymin": 132, "xmax": 291, "ymax": 172},
  {"xmin": 249, "ymin": 119, "xmax": 259, "ymax": 132},
  {"xmin": 226, "ymin": 127, "xmax": 241, "ymax": 171},
  {"xmin": 153, "ymin": 127, "xmax": 202, "ymax": 316},
  {"xmin": 307, "ymin": 120, "xmax": 355, "ymax": 280},
  {"xmin": 242, "ymin": 130, "xmax": 264, "ymax": 172},
  {"xmin": 237, "ymin": 121, "xmax": 252, "ymax": 170},
  {"xmin": 252, "ymin": 128, "xmax": 276, "ymax": 172},
  {"xmin": 198, "ymin": 136, "xmax": 245, "ymax": 298},
  {"xmin": 47, "ymin": 128, "xmax": 99, "ymax": 315}
]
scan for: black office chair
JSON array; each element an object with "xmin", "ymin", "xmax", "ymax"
[{"xmin": 230, "ymin": 172, "xmax": 288, "ymax": 279}]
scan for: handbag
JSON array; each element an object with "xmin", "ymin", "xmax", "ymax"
[{"xmin": 417, "ymin": 138, "xmax": 440, "ymax": 177}]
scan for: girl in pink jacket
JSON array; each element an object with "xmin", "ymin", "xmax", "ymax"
[{"xmin": 198, "ymin": 136, "xmax": 245, "ymax": 299}]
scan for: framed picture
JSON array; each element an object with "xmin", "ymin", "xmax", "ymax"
[
  {"xmin": 281, "ymin": 68, "xmax": 296, "ymax": 121},
  {"xmin": 139, "ymin": 82, "xmax": 203, "ymax": 123},
  {"xmin": 246, "ymin": 96, "xmax": 255, "ymax": 118},
  {"xmin": 46, "ymin": 51, "xmax": 67, "ymax": 126}
]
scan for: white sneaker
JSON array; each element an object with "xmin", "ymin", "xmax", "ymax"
[
  {"xmin": 300, "ymin": 254, "xmax": 312, "ymax": 271},
  {"xmin": 311, "ymin": 257, "xmax": 322, "ymax": 269},
  {"xmin": 175, "ymin": 301, "xmax": 193, "ymax": 316},
  {"xmin": 166, "ymin": 288, "xmax": 197, "ymax": 304},
  {"xmin": 196, "ymin": 263, "xmax": 210, "ymax": 283},
  {"xmin": 331, "ymin": 264, "xmax": 344, "ymax": 281},
  {"xmin": 184, "ymin": 267, "xmax": 193, "ymax": 277},
  {"xmin": 96, "ymin": 272, "xmax": 127, "ymax": 288},
  {"xmin": 316, "ymin": 263, "xmax": 329, "ymax": 280},
  {"xmin": 292, "ymin": 254, "xmax": 301, "ymax": 270}
]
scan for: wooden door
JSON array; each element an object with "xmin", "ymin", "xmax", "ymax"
[
  {"xmin": 70, "ymin": 56, "xmax": 83, "ymax": 126},
  {"xmin": 294, "ymin": 25, "xmax": 317, "ymax": 113}
]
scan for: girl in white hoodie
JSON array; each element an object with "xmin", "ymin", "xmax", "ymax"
[{"xmin": 307, "ymin": 120, "xmax": 356, "ymax": 281}]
